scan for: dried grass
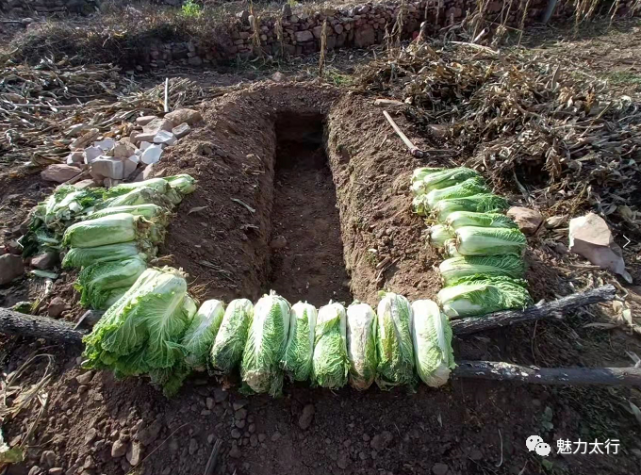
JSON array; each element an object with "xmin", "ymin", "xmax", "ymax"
[
  {"xmin": 0, "ymin": 63, "xmax": 223, "ymax": 166},
  {"xmin": 357, "ymin": 37, "xmax": 641, "ymax": 233}
]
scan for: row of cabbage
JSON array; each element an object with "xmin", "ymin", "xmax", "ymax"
[
  {"xmin": 25, "ymin": 175, "xmax": 196, "ymax": 310},
  {"xmin": 82, "ymin": 280, "xmax": 456, "ymax": 396},
  {"xmin": 411, "ymin": 167, "xmax": 532, "ymax": 317}
]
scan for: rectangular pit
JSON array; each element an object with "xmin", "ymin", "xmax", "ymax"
[{"xmin": 266, "ymin": 114, "xmax": 352, "ymax": 307}]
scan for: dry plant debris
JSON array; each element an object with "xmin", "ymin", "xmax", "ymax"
[
  {"xmin": 357, "ymin": 39, "xmax": 641, "ymax": 234},
  {"xmin": 0, "ymin": 58, "xmax": 221, "ymax": 167}
]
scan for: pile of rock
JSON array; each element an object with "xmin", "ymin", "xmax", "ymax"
[{"xmin": 41, "ymin": 108, "xmax": 201, "ymax": 187}]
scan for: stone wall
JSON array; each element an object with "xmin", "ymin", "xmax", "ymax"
[{"xmin": 144, "ymin": 0, "xmax": 630, "ymax": 68}]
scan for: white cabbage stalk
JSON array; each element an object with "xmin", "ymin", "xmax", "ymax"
[
  {"xmin": 455, "ymin": 226, "xmax": 527, "ymax": 256},
  {"xmin": 443, "ymin": 239, "xmax": 461, "ymax": 258},
  {"xmin": 281, "ymin": 302, "xmax": 317, "ymax": 382},
  {"xmin": 411, "ymin": 300, "xmax": 456, "ymax": 388},
  {"xmin": 210, "ymin": 299, "xmax": 254, "ymax": 375},
  {"xmin": 444, "ymin": 211, "xmax": 518, "ymax": 230},
  {"xmin": 182, "ymin": 300, "xmax": 226, "ymax": 370},
  {"xmin": 240, "ymin": 291, "xmax": 291, "ymax": 396},
  {"xmin": 313, "ymin": 302, "xmax": 349, "ymax": 389},
  {"xmin": 376, "ymin": 292, "xmax": 415, "ymax": 390},
  {"xmin": 437, "ymin": 275, "xmax": 532, "ymax": 318},
  {"xmin": 346, "ymin": 302, "xmax": 378, "ymax": 391},
  {"xmin": 428, "ymin": 225, "xmax": 455, "ymax": 248},
  {"xmin": 412, "ymin": 195, "xmax": 430, "ymax": 216}
]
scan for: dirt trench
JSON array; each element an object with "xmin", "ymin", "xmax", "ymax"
[
  {"xmin": 159, "ymin": 83, "xmax": 443, "ymax": 307},
  {"xmin": 5, "ymin": 83, "xmax": 641, "ymax": 475}
]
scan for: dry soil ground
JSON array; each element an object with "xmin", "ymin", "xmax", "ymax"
[{"xmin": 2, "ymin": 13, "xmax": 641, "ymax": 475}]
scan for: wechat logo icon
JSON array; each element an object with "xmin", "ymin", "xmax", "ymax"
[{"xmin": 526, "ymin": 435, "xmax": 551, "ymax": 457}]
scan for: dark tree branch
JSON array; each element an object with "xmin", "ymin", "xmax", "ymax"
[
  {"xmin": 450, "ymin": 284, "xmax": 616, "ymax": 336},
  {"xmin": 454, "ymin": 361, "xmax": 641, "ymax": 387}
]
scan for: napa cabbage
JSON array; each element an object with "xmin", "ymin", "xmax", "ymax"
[
  {"xmin": 437, "ymin": 275, "xmax": 532, "ymax": 318},
  {"xmin": 411, "ymin": 299, "xmax": 456, "ymax": 387},
  {"xmin": 426, "ymin": 177, "xmax": 490, "ymax": 208},
  {"xmin": 182, "ymin": 300, "xmax": 225, "ymax": 370},
  {"xmin": 376, "ymin": 292, "xmax": 415, "ymax": 390},
  {"xmin": 455, "ymin": 226, "xmax": 527, "ymax": 256},
  {"xmin": 75, "ymin": 257, "xmax": 147, "ymax": 309},
  {"xmin": 281, "ymin": 302, "xmax": 317, "ymax": 382},
  {"xmin": 240, "ymin": 292, "xmax": 291, "ymax": 396},
  {"xmin": 439, "ymin": 255, "xmax": 525, "ymax": 286},
  {"xmin": 444, "ymin": 211, "xmax": 518, "ymax": 230},
  {"xmin": 62, "ymin": 243, "xmax": 148, "ymax": 269},
  {"xmin": 428, "ymin": 225, "xmax": 455, "ymax": 248},
  {"xmin": 346, "ymin": 302, "xmax": 377, "ymax": 391},
  {"xmin": 433, "ymin": 194, "xmax": 509, "ymax": 222},
  {"xmin": 210, "ymin": 299, "xmax": 254, "ymax": 375},
  {"xmin": 312, "ymin": 302, "xmax": 349, "ymax": 389},
  {"xmin": 62, "ymin": 213, "xmax": 152, "ymax": 248}
]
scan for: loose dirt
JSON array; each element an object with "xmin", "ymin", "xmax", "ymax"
[{"xmin": 3, "ymin": 82, "xmax": 641, "ymax": 475}]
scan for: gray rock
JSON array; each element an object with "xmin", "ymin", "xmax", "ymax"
[
  {"xmin": 271, "ymin": 431, "xmax": 281, "ymax": 442},
  {"xmin": 188, "ymin": 56, "xmax": 203, "ymax": 66},
  {"xmin": 84, "ymin": 428, "xmax": 97, "ymax": 445},
  {"xmin": 126, "ymin": 441, "xmax": 142, "ymax": 466},
  {"xmin": 111, "ymin": 439, "xmax": 127, "ymax": 458},
  {"xmin": 229, "ymin": 442, "xmax": 242, "ymax": 458},
  {"xmin": 76, "ymin": 371, "xmax": 94, "ymax": 385},
  {"xmin": 136, "ymin": 116, "xmax": 157, "ymax": 126},
  {"xmin": 83, "ymin": 146, "xmax": 103, "ymax": 164},
  {"xmin": 41, "ymin": 164, "xmax": 81, "ymax": 183},
  {"xmin": 507, "ymin": 206, "xmax": 542, "ymax": 235},
  {"xmin": 31, "ymin": 252, "xmax": 58, "ymax": 270},
  {"xmin": 90, "ymin": 157, "xmax": 124, "ymax": 180},
  {"xmin": 47, "ymin": 297, "xmax": 66, "ymax": 318},
  {"xmin": 141, "ymin": 144, "xmax": 163, "ymax": 165},
  {"xmin": 137, "ymin": 420, "xmax": 162, "ymax": 446},
  {"xmin": 143, "ymin": 118, "xmax": 174, "ymax": 134},
  {"xmin": 231, "ymin": 429, "xmax": 241, "ymax": 439},
  {"xmin": 432, "ymin": 463, "xmax": 449, "ymax": 475},
  {"xmin": 172, "ymin": 123, "xmax": 191, "ymax": 139},
  {"xmin": 295, "ymin": 30, "xmax": 314, "ymax": 42},
  {"xmin": 188, "ymin": 438, "xmax": 198, "ymax": 455},
  {"xmin": 298, "ymin": 404, "xmax": 315, "ymax": 430},
  {"xmin": 0, "ymin": 254, "xmax": 24, "ymax": 286},
  {"xmin": 48, "ymin": 468, "xmax": 64, "ymax": 475},
  {"xmin": 235, "ymin": 408, "xmax": 248, "ymax": 421},
  {"xmin": 153, "ymin": 130, "xmax": 177, "ymax": 146},
  {"xmin": 39, "ymin": 450, "xmax": 57, "ymax": 468},
  {"xmin": 569, "ymin": 213, "xmax": 632, "ymax": 282},
  {"xmin": 282, "ymin": 4, "xmax": 292, "ymax": 16},
  {"xmin": 165, "ymin": 108, "xmax": 203, "ymax": 126},
  {"xmin": 28, "ymin": 466, "xmax": 42, "ymax": 475},
  {"xmin": 370, "ymin": 431, "xmax": 393, "ymax": 451},
  {"xmin": 258, "ymin": 433, "xmax": 266, "ymax": 443},
  {"xmin": 205, "ymin": 397, "xmax": 214, "ymax": 410},
  {"xmin": 66, "ymin": 151, "xmax": 84, "ymax": 165},
  {"xmin": 232, "ymin": 399, "xmax": 248, "ymax": 411},
  {"xmin": 214, "ymin": 388, "xmax": 228, "ymax": 403}
]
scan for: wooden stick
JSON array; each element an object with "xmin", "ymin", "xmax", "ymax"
[
  {"xmin": 454, "ymin": 361, "xmax": 641, "ymax": 387},
  {"xmin": 451, "ymin": 284, "xmax": 616, "ymax": 335},
  {"xmin": 164, "ymin": 78, "xmax": 169, "ymax": 113},
  {"xmin": 382, "ymin": 110, "xmax": 425, "ymax": 158}
]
